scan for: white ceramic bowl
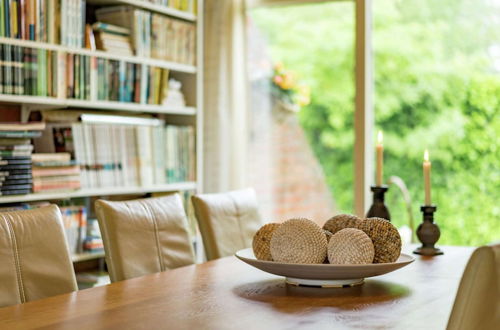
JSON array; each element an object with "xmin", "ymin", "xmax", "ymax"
[{"xmin": 235, "ymin": 248, "xmax": 415, "ymax": 287}]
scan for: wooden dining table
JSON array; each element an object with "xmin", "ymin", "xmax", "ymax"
[{"xmin": 0, "ymin": 245, "xmax": 473, "ymax": 330}]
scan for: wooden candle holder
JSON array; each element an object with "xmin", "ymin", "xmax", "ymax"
[
  {"xmin": 366, "ymin": 185, "xmax": 391, "ymax": 221},
  {"xmin": 414, "ymin": 205, "xmax": 443, "ymax": 256}
]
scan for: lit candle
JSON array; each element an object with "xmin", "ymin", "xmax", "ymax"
[
  {"xmin": 376, "ymin": 131, "xmax": 384, "ymax": 186},
  {"xmin": 423, "ymin": 149, "xmax": 432, "ymax": 205}
]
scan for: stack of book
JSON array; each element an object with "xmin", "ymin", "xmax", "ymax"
[
  {"xmin": 0, "ymin": 45, "xmax": 59, "ymax": 96},
  {"xmin": 34, "ymin": 111, "xmax": 196, "ymax": 189},
  {"xmin": 31, "ymin": 153, "xmax": 81, "ymax": 193},
  {"xmin": 0, "ymin": 122, "xmax": 45, "ymax": 196},
  {"xmin": 96, "ymin": 6, "xmax": 196, "ymax": 65},
  {"xmin": 92, "ymin": 22, "xmax": 133, "ymax": 56},
  {"xmin": 0, "ymin": 0, "xmax": 85, "ymax": 47}
]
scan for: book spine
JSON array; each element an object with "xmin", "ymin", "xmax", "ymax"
[
  {"xmin": 4, "ymin": 44, "xmax": 12, "ymax": 94},
  {"xmin": 0, "ymin": 44, "xmax": 3, "ymax": 94},
  {"xmin": 90, "ymin": 56, "xmax": 97, "ymax": 101},
  {"xmin": 118, "ymin": 60, "xmax": 125, "ymax": 102}
]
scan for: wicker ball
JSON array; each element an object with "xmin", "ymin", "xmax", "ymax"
[
  {"xmin": 270, "ymin": 218, "xmax": 327, "ymax": 264},
  {"xmin": 324, "ymin": 230, "xmax": 333, "ymax": 243},
  {"xmin": 252, "ymin": 223, "xmax": 281, "ymax": 261},
  {"xmin": 358, "ymin": 217, "xmax": 402, "ymax": 263},
  {"xmin": 327, "ymin": 228, "xmax": 375, "ymax": 264},
  {"xmin": 323, "ymin": 214, "xmax": 362, "ymax": 235}
]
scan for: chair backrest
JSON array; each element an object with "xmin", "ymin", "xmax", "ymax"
[
  {"xmin": 447, "ymin": 243, "xmax": 500, "ymax": 330},
  {"xmin": 0, "ymin": 205, "xmax": 78, "ymax": 307},
  {"xmin": 191, "ymin": 188, "xmax": 263, "ymax": 260},
  {"xmin": 95, "ymin": 194, "xmax": 195, "ymax": 282}
]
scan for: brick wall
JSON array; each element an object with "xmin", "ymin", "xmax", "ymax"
[{"xmin": 248, "ymin": 89, "xmax": 336, "ymax": 226}]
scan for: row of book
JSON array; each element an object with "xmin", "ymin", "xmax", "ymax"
[
  {"xmin": 0, "ymin": 44, "xmax": 176, "ymax": 104},
  {"xmin": 0, "ymin": 45, "xmax": 59, "ymax": 96},
  {"xmin": 0, "ymin": 122, "xmax": 45, "ymax": 195},
  {"xmin": 95, "ymin": 58, "xmax": 170, "ymax": 104},
  {"xmin": 96, "ymin": 6, "xmax": 196, "ymax": 65},
  {"xmin": 34, "ymin": 112, "xmax": 196, "ymax": 189},
  {"xmin": 0, "ymin": 0, "xmax": 86, "ymax": 47}
]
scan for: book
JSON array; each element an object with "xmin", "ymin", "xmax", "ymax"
[
  {"xmin": 0, "ymin": 189, "xmax": 31, "ymax": 195},
  {"xmin": 32, "ymin": 152, "xmax": 71, "ymax": 163},
  {"xmin": 32, "ymin": 165, "xmax": 80, "ymax": 177},
  {"xmin": 92, "ymin": 22, "xmax": 130, "ymax": 36},
  {"xmin": 0, "ymin": 158, "xmax": 31, "ymax": 165},
  {"xmin": 0, "ymin": 121, "xmax": 45, "ymax": 131},
  {"xmin": 0, "ymin": 131, "xmax": 42, "ymax": 138},
  {"xmin": 0, "ymin": 178, "xmax": 33, "ymax": 186}
]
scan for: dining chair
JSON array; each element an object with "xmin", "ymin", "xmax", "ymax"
[
  {"xmin": 95, "ymin": 194, "xmax": 195, "ymax": 282},
  {"xmin": 447, "ymin": 243, "xmax": 500, "ymax": 330},
  {"xmin": 191, "ymin": 188, "xmax": 263, "ymax": 260},
  {"xmin": 0, "ymin": 205, "xmax": 78, "ymax": 307}
]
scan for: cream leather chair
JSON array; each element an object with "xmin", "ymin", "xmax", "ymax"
[
  {"xmin": 95, "ymin": 194, "xmax": 195, "ymax": 282},
  {"xmin": 447, "ymin": 243, "xmax": 500, "ymax": 330},
  {"xmin": 0, "ymin": 205, "xmax": 78, "ymax": 307},
  {"xmin": 191, "ymin": 188, "xmax": 263, "ymax": 260}
]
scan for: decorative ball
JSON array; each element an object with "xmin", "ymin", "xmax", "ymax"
[
  {"xmin": 324, "ymin": 230, "xmax": 333, "ymax": 243},
  {"xmin": 358, "ymin": 217, "xmax": 402, "ymax": 263},
  {"xmin": 323, "ymin": 214, "xmax": 362, "ymax": 234},
  {"xmin": 327, "ymin": 228, "xmax": 375, "ymax": 264},
  {"xmin": 270, "ymin": 218, "xmax": 327, "ymax": 264},
  {"xmin": 252, "ymin": 223, "xmax": 281, "ymax": 261}
]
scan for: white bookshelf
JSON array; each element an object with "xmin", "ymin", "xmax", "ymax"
[
  {"xmin": 0, "ymin": 94, "xmax": 196, "ymax": 115},
  {"xmin": 0, "ymin": 37, "xmax": 197, "ymax": 73},
  {"xmin": 0, "ymin": 1, "xmax": 204, "ymax": 262},
  {"xmin": 88, "ymin": 0, "xmax": 197, "ymax": 22},
  {"xmin": 0, "ymin": 182, "xmax": 198, "ymax": 204}
]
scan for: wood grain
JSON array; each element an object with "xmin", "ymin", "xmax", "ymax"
[{"xmin": 0, "ymin": 245, "xmax": 474, "ymax": 330}]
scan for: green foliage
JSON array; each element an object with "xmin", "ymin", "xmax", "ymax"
[{"xmin": 251, "ymin": 0, "xmax": 500, "ymax": 245}]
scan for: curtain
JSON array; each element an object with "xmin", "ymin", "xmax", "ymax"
[{"xmin": 203, "ymin": 0, "xmax": 248, "ymax": 193}]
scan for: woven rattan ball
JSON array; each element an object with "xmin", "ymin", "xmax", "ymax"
[
  {"xmin": 270, "ymin": 218, "xmax": 327, "ymax": 264},
  {"xmin": 252, "ymin": 223, "xmax": 281, "ymax": 261},
  {"xmin": 327, "ymin": 228, "xmax": 375, "ymax": 264},
  {"xmin": 323, "ymin": 214, "xmax": 362, "ymax": 235},
  {"xmin": 358, "ymin": 217, "xmax": 402, "ymax": 263}
]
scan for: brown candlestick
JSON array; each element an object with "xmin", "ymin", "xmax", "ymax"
[
  {"xmin": 366, "ymin": 185, "xmax": 391, "ymax": 221},
  {"xmin": 413, "ymin": 205, "xmax": 443, "ymax": 256}
]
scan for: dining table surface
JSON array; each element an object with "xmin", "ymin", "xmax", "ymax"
[{"xmin": 0, "ymin": 245, "xmax": 474, "ymax": 330}]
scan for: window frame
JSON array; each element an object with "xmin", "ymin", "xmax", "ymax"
[{"xmin": 245, "ymin": 0, "xmax": 374, "ymax": 215}]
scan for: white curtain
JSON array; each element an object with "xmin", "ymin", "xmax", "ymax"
[{"xmin": 203, "ymin": 0, "xmax": 248, "ymax": 193}]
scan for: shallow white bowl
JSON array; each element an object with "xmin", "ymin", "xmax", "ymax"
[{"xmin": 235, "ymin": 248, "xmax": 415, "ymax": 287}]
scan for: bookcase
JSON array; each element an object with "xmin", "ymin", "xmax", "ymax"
[{"xmin": 0, "ymin": 0, "xmax": 204, "ymax": 273}]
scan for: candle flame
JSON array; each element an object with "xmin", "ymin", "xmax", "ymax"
[
  {"xmin": 424, "ymin": 149, "xmax": 429, "ymax": 162},
  {"xmin": 377, "ymin": 131, "xmax": 383, "ymax": 144}
]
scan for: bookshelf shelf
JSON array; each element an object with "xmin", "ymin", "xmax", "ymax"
[
  {"xmin": 0, "ymin": 94, "xmax": 196, "ymax": 115},
  {"xmin": 0, "ymin": 37, "xmax": 197, "ymax": 74},
  {"xmin": 72, "ymin": 251, "xmax": 106, "ymax": 262},
  {"xmin": 0, "ymin": 182, "xmax": 198, "ymax": 204},
  {"xmin": 88, "ymin": 0, "xmax": 197, "ymax": 22}
]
